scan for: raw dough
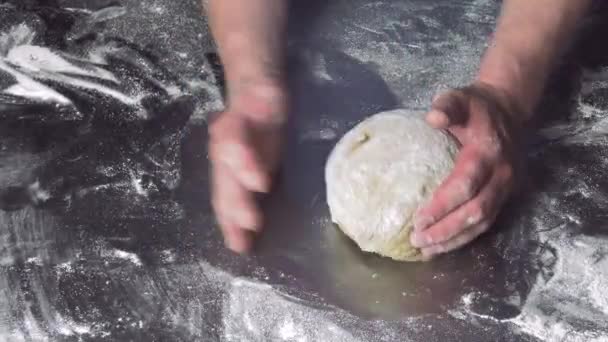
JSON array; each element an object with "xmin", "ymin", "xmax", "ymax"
[{"xmin": 325, "ymin": 109, "xmax": 459, "ymax": 261}]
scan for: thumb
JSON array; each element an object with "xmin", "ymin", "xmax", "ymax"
[{"xmin": 426, "ymin": 89, "xmax": 468, "ymax": 128}]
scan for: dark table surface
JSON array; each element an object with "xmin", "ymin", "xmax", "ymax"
[{"xmin": 1, "ymin": 1, "xmax": 608, "ymax": 341}]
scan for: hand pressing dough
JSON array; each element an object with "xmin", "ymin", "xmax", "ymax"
[{"xmin": 325, "ymin": 109, "xmax": 459, "ymax": 261}]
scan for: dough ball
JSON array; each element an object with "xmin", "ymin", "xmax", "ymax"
[{"xmin": 325, "ymin": 109, "xmax": 459, "ymax": 261}]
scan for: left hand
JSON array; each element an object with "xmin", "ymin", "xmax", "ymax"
[{"xmin": 410, "ymin": 82, "xmax": 524, "ymax": 260}]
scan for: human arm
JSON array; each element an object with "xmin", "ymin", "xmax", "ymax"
[
  {"xmin": 411, "ymin": 0, "xmax": 593, "ymax": 258},
  {"xmin": 205, "ymin": 0, "xmax": 288, "ymax": 253}
]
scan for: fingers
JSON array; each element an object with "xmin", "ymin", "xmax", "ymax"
[
  {"xmin": 210, "ymin": 113, "xmax": 272, "ymax": 193},
  {"xmin": 414, "ymin": 147, "xmax": 491, "ymax": 232},
  {"xmin": 209, "ymin": 112, "xmax": 279, "ymax": 253},
  {"xmin": 211, "ymin": 162, "xmax": 262, "ymax": 232},
  {"xmin": 420, "ymin": 221, "xmax": 491, "ymax": 260},
  {"xmin": 415, "ymin": 85, "xmax": 520, "ymax": 258},
  {"xmin": 426, "ymin": 90, "xmax": 468, "ymax": 128},
  {"xmin": 222, "ymin": 223, "xmax": 254, "ymax": 254},
  {"xmin": 411, "ymin": 168, "xmax": 512, "ymax": 259},
  {"xmin": 211, "ymin": 162, "xmax": 261, "ymax": 253},
  {"xmin": 411, "ymin": 169, "xmax": 506, "ymax": 248}
]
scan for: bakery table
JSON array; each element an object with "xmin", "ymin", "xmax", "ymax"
[{"xmin": 0, "ymin": 0, "xmax": 607, "ymax": 341}]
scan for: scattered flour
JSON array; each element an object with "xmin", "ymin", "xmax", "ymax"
[
  {"xmin": 55, "ymin": 261, "xmax": 74, "ymax": 276},
  {"xmin": 299, "ymin": 127, "xmax": 338, "ymax": 142},
  {"xmin": 507, "ymin": 227, "xmax": 608, "ymax": 341},
  {"xmin": 223, "ymin": 278, "xmax": 357, "ymax": 342},
  {"xmin": 25, "ymin": 256, "xmax": 42, "ymax": 266},
  {"xmin": 160, "ymin": 249, "xmax": 177, "ymax": 264},
  {"xmin": 7, "ymin": 45, "xmax": 118, "ymax": 82},
  {"xmin": 0, "ymin": 60, "xmax": 72, "ymax": 105},
  {"xmin": 102, "ymin": 249, "xmax": 142, "ymax": 267},
  {"xmin": 55, "ymin": 314, "xmax": 93, "ymax": 337}
]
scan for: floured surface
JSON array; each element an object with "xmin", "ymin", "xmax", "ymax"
[{"xmin": 0, "ymin": 0, "xmax": 608, "ymax": 341}]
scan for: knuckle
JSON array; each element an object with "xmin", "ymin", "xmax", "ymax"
[
  {"xmin": 457, "ymin": 177, "xmax": 476, "ymax": 200},
  {"xmin": 483, "ymin": 135, "xmax": 503, "ymax": 156}
]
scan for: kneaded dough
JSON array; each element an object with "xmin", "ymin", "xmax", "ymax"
[{"xmin": 325, "ymin": 109, "xmax": 459, "ymax": 261}]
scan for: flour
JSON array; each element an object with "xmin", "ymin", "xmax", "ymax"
[
  {"xmin": 55, "ymin": 261, "xmax": 74, "ymax": 276},
  {"xmin": 55, "ymin": 313, "xmax": 93, "ymax": 337},
  {"xmin": 0, "ymin": 25, "xmax": 130, "ymax": 108},
  {"xmin": 223, "ymin": 278, "xmax": 358, "ymax": 342},
  {"xmin": 102, "ymin": 249, "xmax": 143, "ymax": 267},
  {"xmin": 7, "ymin": 45, "xmax": 119, "ymax": 82},
  {"xmin": 456, "ymin": 225, "xmax": 608, "ymax": 340},
  {"xmin": 0, "ymin": 18, "xmax": 199, "ymax": 122},
  {"xmin": 299, "ymin": 126, "xmax": 338, "ymax": 142},
  {"xmin": 505, "ymin": 200, "xmax": 608, "ymax": 340},
  {"xmin": 339, "ymin": 1, "xmax": 496, "ymax": 107},
  {"xmin": 2, "ymin": 1, "xmax": 608, "ymax": 341},
  {"xmin": 0, "ymin": 61, "xmax": 72, "ymax": 105},
  {"xmin": 25, "ymin": 256, "xmax": 43, "ymax": 266}
]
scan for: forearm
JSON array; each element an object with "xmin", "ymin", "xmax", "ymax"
[
  {"xmin": 477, "ymin": 0, "xmax": 592, "ymax": 121},
  {"xmin": 205, "ymin": 0, "xmax": 288, "ymax": 95}
]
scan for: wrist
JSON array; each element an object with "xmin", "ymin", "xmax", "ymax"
[
  {"xmin": 475, "ymin": 47, "xmax": 542, "ymax": 124},
  {"xmin": 225, "ymin": 76, "xmax": 288, "ymax": 124},
  {"xmin": 223, "ymin": 55, "xmax": 286, "ymax": 100}
]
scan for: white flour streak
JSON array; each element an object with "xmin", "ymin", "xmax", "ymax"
[
  {"xmin": 25, "ymin": 256, "xmax": 42, "ymax": 266},
  {"xmin": 55, "ymin": 261, "xmax": 74, "ymax": 275},
  {"xmin": 508, "ymin": 230, "xmax": 608, "ymax": 341},
  {"xmin": 0, "ymin": 61, "xmax": 72, "ymax": 104},
  {"xmin": 0, "ymin": 24, "xmax": 152, "ymax": 113},
  {"xmin": 7, "ymin": 45, "xmax": 119, "ymax": 83},
  {"xmin": 224, "ymin": 278, "xmax": 357, "ymax": 342},
  {"xmin": 0, "ymin": 23, "xmax": 35, "ymax": 55},
  {"xmin": 39, "ymin": 71, "xmax": 140, "ymax": 107},
  {"xmin": 55, "ymin": 314, "xmax": 92, "ymax": 337},
  {"xmin": 102, "ymin": 249, "xmax": 143, "ymax": 267}
]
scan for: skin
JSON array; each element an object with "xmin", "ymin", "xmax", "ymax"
[
  {"xmin": 411, "ymin": 0, "xmax": 592, "ymax": 259},
  {"xmin": 205, "ymin": 0, "xmax": 593, "ymax": 256},
  {"xmin": 206, "ymin": 0, "xmax": 288, "ymax": 252}
]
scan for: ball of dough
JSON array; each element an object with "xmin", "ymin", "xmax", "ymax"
[{"xmin": 325, "ymin": 109, "xmax": 459, "ymax": 261}]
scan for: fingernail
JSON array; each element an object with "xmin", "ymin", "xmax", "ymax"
[
  {"xmin": 226, "ymin": 235, "xmax": 249, "ymax": 254},
  {"xmin": 421, "ymin": 249, "xmax": 437, "ymax": 261},
  {"xmin": 410, "ymin": 232, "xmax": 429, "ymax": 248},
  {"xmin": 244, "ymin": 171, "xmax": 269, "ymax": 193},
  {"xmin": 427, "ymin": 110, "xmax": 450, "ymax": 128}
]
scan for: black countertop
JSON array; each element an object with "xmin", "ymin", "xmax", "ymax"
[{"xmin": 1, "ymin": 1, "xmax": 608, "ymax": 341}]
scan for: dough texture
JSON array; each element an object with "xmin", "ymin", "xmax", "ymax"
[{"xmin": 325, "ymin": 109, "xmax": 459, "ymax": 261}]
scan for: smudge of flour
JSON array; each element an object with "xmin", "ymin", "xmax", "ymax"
[
  {"xmin": 25, "ymin": 256, "xmax": 42, "ymax": 266},
  {"xmin": 223, "ymin": 278, "xmax": 357, "ymax": 342},
  {"xmin": 102, "ymin": 249, "xmax": 142, "ymax": 267}
]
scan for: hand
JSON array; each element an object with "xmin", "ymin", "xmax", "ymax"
[
  {"xmin": 410, "ymin": 82, "xmax": 524, "ymax": 260},
  {"xmin": 209, "ymin": 80, "xmax": 287, "ymax": 253}
]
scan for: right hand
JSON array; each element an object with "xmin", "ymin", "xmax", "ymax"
[{"xmin": 209, "ymin": 80, "xmax": 287, "ymax": 253}]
